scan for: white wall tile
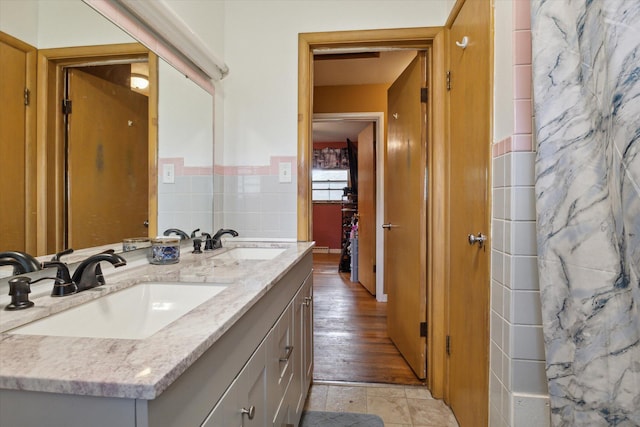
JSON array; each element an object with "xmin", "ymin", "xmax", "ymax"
[
  {"xmin": 512, "ymin": 290, "xmax": 542, "ymax": 325},
  {"xmin": 513, "ymin": 394, "xmax": 551, "ymax": 427},
  {"xmin": 511, "ymin": 152, "xmax": 536, "ymax": 187},
  {"xmin": 191, "ymin": 175, "xmax": 214, "ymax": 193},
  {"xmin": 503, "ymin": 287, "xmax": 513, "ymax": 322},
  {"xmin": 494, "ymin": 155, "xmax": 506, "ymax": 188},
  {"xmin": 504, "ymin": 153, "xmax": 513, "ymax": 187},
  {"xmin": 508, "ymin": 221, "xmax": 537, "ymax": 256},
  {"xmin": 493, "ymin": 219, "xmax": 505, "ymax": 251},
  {"xmin": 503, "ymin": 253, "xmax": 512, "ymax": 288},
  {"xmin": 491, "ymin": 341, "xmax": 504, "ymax": 382},
  {"xmin": 510, "ymin": 256, "xmax": 540, "ymax": 290},
  {"xmin": 502, "ymin": 349, "xmax": 512, "ymax": 394},
  {"xmin": 505, "ymin": 188, "xmax": 513, "ymax": 220},
  {"xmin": 190, "ymin": 193, "xmax": 214, "ymax": 212},
  {"xmin": 512, "ymin": 187, "xmax": 536, "ymax": 221},
  {"xmin": 492, "ymin": 280, "xmax": 505, "ymax": 317},
  {"xmin": 502, "ymin": 386, "xmax": 512, "ymax": 426},
  {"xmin": 492, "ymin": 250, "xmax": 505, "ymax": 284},
  {"xmin": 492, "ymin": 311, "xmax": 504, "ymax": 348},
  {"xmin": 503, "ymin": 319, "xmax": 512, "ymax": 360},
  {"xmin": 494, "ymin": 188, "xmax": 506, "ymax": 220},
  {"xmin": 511, "ymin": 325, "xmax": 545, "ymax": 360},
  {"xmin": 511, "ymin": 360, "xmax": 548, "ymax": 394}
]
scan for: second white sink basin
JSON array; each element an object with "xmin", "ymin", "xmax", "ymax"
[
  {"xmin": 215, "ymin": 247, "xmax": 286, "ymax": 260},
  {"xmin": 8, "ymin": 282, "xmax": 227, "ymax": 340}
]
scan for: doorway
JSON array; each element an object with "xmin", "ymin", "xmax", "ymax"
[
  {"xmin": 312, "ymin": 112, "xmax": 385, "ymax": 299},
  {"xmin": 299, "ymin": 27, "xmax": 449, "ymax": 396},
  {"xmin": 63, "ymin": 63, "xmax": 149, "ymax": 248},
  {"xmin": 36, "ymin": 43, "xmax": 158, "ymax": 254}
]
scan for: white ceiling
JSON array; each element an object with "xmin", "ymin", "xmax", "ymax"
[{"xmin": 312, "ymin": 50, "xmax": 417, "ymax": 143}]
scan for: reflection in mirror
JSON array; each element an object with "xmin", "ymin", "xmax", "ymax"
[{"xmin": 0, "ymin": 0, "xmax": 215, "ymax": 278}]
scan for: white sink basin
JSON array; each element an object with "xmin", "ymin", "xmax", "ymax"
[
  {"xmin": 215, "ymin": 247, "xmax": 286, "ymax": 260},
  {"xmin": 8, "ymin": 282, "xmax": 227, "ymax": 340}
]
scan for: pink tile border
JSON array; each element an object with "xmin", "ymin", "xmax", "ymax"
[
  {"xmin": 514, "ymin": 65, "xmax": 532, "ymax": 100},
  {"xmin": 158, "ymin": 157, "xmax": 214, "ymax": 176},
  {"xmin": 514, "ymin": 99, "xmax": 533, "ymax": 135},
  {"xmin": 213, "ymin": 156, "xmax": 297, "ymax": 176},
  {"xmin": 513, "ymin": 30, "xmax": 532, "ymax": 66},
  {"xmin": 514, "ymin": 0, "xmax": 532, "ymax": 31}
]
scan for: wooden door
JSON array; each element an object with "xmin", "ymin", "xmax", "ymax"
[
  {"xmin": 384, "ymin": 53, "xmax": 428, "ymax": 379},
  {"xmin": 0, "ymin": 35, "xmax": 35, "ymax": 252},
  {"xmin": 447, "ymin": 0, "xmax": 491, "ymax": 425},
  {"xmin": 357, "ymin": 123, "xmax": 376, "ymax": 295},
  {"xmin": 67, "ymin": 68, "xmax": 149, "ymax": 248}
]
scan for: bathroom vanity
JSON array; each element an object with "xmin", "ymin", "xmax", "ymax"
[{"xmin": 0, "ymin": 241, "xmax": 314, "ymax": 427}]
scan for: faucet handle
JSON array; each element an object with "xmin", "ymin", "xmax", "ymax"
[{"xmin": 41, "ymin": 261, "xmax": 77, "ymax": 297}]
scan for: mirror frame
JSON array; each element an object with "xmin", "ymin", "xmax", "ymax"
[{"xmin": 35, "ymin": 43, "xmax": 159, "ymax": 254}]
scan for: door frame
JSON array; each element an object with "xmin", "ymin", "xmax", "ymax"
[
  {"xmin": 36, "ymin": 43, "xmax": 158, "ymax": 254},
  {"xmin": 298, "ymin": 27, "xmax": 449, "ymax": 397},
  {"xmin": 313, "ymin": 112, "xmax": 386, "ymax": 301}
]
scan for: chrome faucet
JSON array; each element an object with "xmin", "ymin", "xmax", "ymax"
[
  {"xmin": 71, "ymin": 250, "xmax": 126, "ymax": 292},
  {"xmin": 210, "ymin": 229, "xmax": 239, "ymax": 250},
  {"xmin": 0, "ymin": 251, "xmax": 42, "ymax": 275}
]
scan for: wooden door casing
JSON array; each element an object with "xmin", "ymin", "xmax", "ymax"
[
  {"xmin": 446, "ymin": 0, "xmax": 492, "ymax": 425},
  {"xmin": 357, "ymin": 122, "xmax": 376, "ymax": 295},
  {"xmin": 385, "ymin": 52, "xmax": 428, "ymax": 379}
]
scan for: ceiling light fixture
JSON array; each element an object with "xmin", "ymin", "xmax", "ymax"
[{"xmin": 130, "ymin": 73, "xmax": 149, "ymax": 90}]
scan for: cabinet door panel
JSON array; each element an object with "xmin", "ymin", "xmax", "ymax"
[{"xmin": 202, "ymin": 341, "xmax": 267, "ymax": 427}]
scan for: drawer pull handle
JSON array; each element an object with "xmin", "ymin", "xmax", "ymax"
[
  {"xmin": 279, "ymin": 345, "xmax": 294, "ymax": 362},
  {"xmin": 241, "ymin": 405, "xmax": 255, "ymax": 420},
  {"xmin": 304, "ymin": 296, "xmax": 312, "ymax": 307}
]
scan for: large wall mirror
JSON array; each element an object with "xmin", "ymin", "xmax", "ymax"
[{"xmin": 0, "ymin": 0, "xmax": 214, "ymax": 272}]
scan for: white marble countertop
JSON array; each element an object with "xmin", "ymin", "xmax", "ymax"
[{"xmin": 0, "ymin": 240, "xmax": 314, "ymax": 400}]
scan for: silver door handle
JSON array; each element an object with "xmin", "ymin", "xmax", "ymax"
[
  {"xmin": 382, "ymin": 223, "xmax": 397, "ymax": 229},
  {"xmin": 468, "ymin": 232, "xmax": 487, "ymax": 248}
]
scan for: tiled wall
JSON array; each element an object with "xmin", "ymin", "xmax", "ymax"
[
  {"xmin": 157, "ymin": 158, "xmax": 215, "ymax": 236},
  {"xmin": 214, "ymin": 156, "xmax": 298, "ymax": 239},
  {"xmin": 490, "ymin": 1, "xmax": 550, "ymax": 426}
]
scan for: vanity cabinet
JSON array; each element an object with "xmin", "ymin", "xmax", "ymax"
[
  {"xmin": 204, "ymin": 272, "xmax": 313, "ymax": 427},
  {"xmin": 0, "ymin": 251, "xmax": 313, "ymax": 427}
]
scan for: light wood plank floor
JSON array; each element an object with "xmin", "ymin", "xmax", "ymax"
[{"xmin": 312, "ymin": 253, "xmax": 425, "ymax": 386}]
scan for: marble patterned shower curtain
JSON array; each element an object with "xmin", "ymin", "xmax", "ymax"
[{"xmin": 531, "ymin": 0, "xmax": 640, "ymax": 425}]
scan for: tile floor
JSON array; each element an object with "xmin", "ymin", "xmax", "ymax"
[{"xmin": 304, "ymin": 382, "xmax": 459, "ymax": 427}]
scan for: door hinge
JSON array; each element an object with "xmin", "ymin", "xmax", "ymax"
[
  {"xmin": 420, "ymin": 322, "xmax": 427, "ymax": 337},
  {"xmin": 446, "ymin": 71, "xmax": 451, "ymax": 91},
  {"xmin": 62, "ymin": 99, "xmax": 72, "ymax": 114},
  {"xmin": 373, "ymin": 264, "xmax": 376, "ymax": 273},
  {"xmin": 24, "ymin": 88, "xmax": 31, "ymax": 106},
  {"xmin": 420, "ymin": 87, "xmax": 428, "ymax": 103},
  {"xmin": 446, "ymin": 335, "xmax": 451, "ymax": 356}
]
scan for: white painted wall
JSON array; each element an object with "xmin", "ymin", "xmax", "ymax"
[
  {"xmin": 0, "ymin": 0, "xmax": 38, "ymax": 45},
  {"xmin": 37, "ymin": 0, "xmax": 133, "ymax": 47},
  {"xmin": 222, "ymin": 0, "xmax": 451, "ymax": 167},
  {"xmin": 159, "ymin": 60, "xmax": 214, "ymax": 165}
]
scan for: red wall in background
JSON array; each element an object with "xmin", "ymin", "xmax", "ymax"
[{"xmin": 312, "ymin": 203, "xmax": 342, "ymax": 249}]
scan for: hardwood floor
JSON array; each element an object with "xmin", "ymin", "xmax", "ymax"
[{"xmin": 312, "ymin": 253, "xmax": 425, "ymax": 386}]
